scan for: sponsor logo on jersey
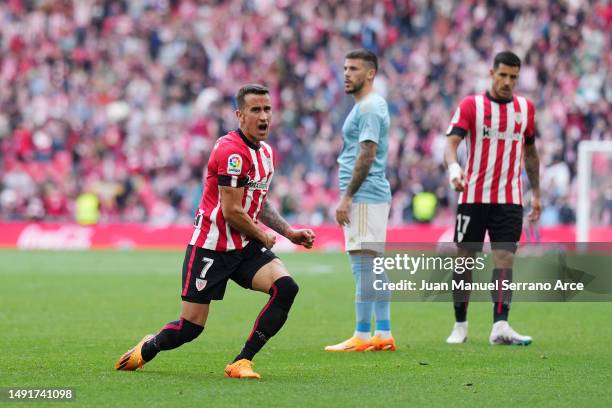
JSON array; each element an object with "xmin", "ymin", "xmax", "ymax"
[
  {"xmin": 243, "ymin": 175, "xmax": 269, "ymax": 190},
  {"xmin": 246, "ymin": 180, "xmax": 269, "ymax": 190},
  {"xmin": 227, "ymin": 154, "xmax": 242, "ymax": 175},
  {"xmin": 482, "ymin": 126, "xmax": 522, "ymax": 141}
]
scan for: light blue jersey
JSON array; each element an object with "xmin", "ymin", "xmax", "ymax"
[{"xmin": 338, "ymin": 92, "xmax": 391, "ymax": 203}]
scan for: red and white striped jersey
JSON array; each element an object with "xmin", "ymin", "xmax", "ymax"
[
  {"xmin": 190, "ymin": 129, "xmax": 275, "ymax": 251},
  {"xmin": 446, "ymin": 92, "xmax": 536, "ymax": 205}
]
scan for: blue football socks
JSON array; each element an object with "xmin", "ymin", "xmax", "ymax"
[
  {"xmin": 350, "ymin": 254, "xmax": 392, "ymax": 340},
  {"xmin": 350, "ymin": 254, "xmax": 374, "ymax": 340}
]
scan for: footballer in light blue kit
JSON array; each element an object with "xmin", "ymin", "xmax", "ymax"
[
  {"xmin": 338, "ymin": 94, "xmax": 392, "ymax": 204},
  {"xmin": 325, "ymin": 49, "xmax": 395, "ymax": 352}
]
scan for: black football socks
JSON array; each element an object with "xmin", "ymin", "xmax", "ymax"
[
  {"xmin": 492, "ymin": 268, "xmax": 512, "ymax": 322},
  {"xmin": 233, "ymin": 276, "xmax": 299, "ymax": 362},
  {"xmin": 453, "ymin": 268, "xmax": 472, "ymax": 322},
  {"xmin": 141, "ymin": 318, "xmax": 204, "ymax": 362}
]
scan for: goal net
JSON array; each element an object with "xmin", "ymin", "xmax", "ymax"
[{"xmin": 576, "ymin": 140, "xmax": 612, "ymax": 242}]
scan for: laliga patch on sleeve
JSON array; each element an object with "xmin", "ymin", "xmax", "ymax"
[{"xmin": 227, "ymin": 154, "xmax": 243, "ymax": 175}]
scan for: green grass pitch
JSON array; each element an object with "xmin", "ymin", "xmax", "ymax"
[{"xmin": 1, "ymin": 249, "xmax": 611, "ymax": 407}]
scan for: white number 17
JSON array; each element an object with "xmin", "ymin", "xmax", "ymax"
[{"xmin": 456, "ymin": 215, "xmax": 471, "ymax": 242}]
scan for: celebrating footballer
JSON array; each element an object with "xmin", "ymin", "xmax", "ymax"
[{"xmin": 115, "ymin": 84, "xmax": 315, "ymax": 379}]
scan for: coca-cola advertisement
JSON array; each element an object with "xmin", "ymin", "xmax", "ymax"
[{"xmin": 1, "ymin": 222, "xmax": 609, "ymax": 251}]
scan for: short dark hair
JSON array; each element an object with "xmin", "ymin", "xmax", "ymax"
[
  {"xmin": 345, "ymin": 48, "xmax": 378, "ymax": 72},
  {"xmin": 236, "ymin": 84, "xmax": 269, "ymax": 110},
  {"xmin": 493, "ymin": 51, "xmax": 521, "ymax": 69}
]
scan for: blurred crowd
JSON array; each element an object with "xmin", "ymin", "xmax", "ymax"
[{"xmin": 0, "ymin": 0, "xmax": 610, "ymax": 226}]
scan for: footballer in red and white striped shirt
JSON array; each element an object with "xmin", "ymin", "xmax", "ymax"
[
  {"xmin": 115, "ymin": 85, "xmax": 315, "ymax": 379},
  {"xmin": 189, "ymin": 128, "xmax": 276, "ymax": 251},
  {"xmin": 443, "ymin": 52, "xmax": 541, "ymax": 347},
  {"xmin": 446, "ymin": 84, "xmax": 536, "ymax": 206}
]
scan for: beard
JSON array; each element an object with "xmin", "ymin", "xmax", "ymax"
[
  {"xmin": 345, "ymin": 79, "xmax": 365, "ymax": 94},
  {"xmin": 496, "ymin": 85, "xmax": 513, "ymax": 96}
]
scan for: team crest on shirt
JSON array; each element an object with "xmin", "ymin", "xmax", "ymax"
[
  {"xmin": 195, "ymin": 278, "xmax": 207, "ymax": 291},
  {"xmin": 227, "ymin": 154, "xmax": 242, "ymax": 175},
  {"xmin": 514, "ymin": 115, "xmax": 521, "ymax": 126}
]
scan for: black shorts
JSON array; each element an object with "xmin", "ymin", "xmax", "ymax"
[
  {"xmin": 181, "ymin": 240, "xmax": 278, "ymax": 304},
  {"xmin": 454, "ymin": 204, "xmax": 523, "ymax": 253}
]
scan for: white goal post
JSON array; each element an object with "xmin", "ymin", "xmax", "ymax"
[{"xmin": 576, "ymin": 140, "xmax": 612, "ymax": 242}]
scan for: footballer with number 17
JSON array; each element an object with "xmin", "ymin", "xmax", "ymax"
[
  {"xmin": 444, "ymin": 51, "xmax": 541, "ymax": 345},
  {"xmin": 115, "ymin": 84, "xmax": 315, "ymax": 379}
]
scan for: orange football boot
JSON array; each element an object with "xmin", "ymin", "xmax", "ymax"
[
  {"xmin": 370, "ymin": 335, "xmax": 396, "ymax": 351},
  {"xmin": 115, "ymin": 334, "xmax": 154, "ymax": 371},
  {"xmin": 224, "ymin": 359, "xmax": 261, "ymax": 379},
  {"xmin": 324, "ymin": 336, "xmax": 373, "ymax": 352}
]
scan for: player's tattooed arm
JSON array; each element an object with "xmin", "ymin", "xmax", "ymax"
[
  {"xmin": 336, "ymin": 141, "xmax": 376, "ymax": 226},
  {"xmin": 524, "ymin": 143, "xmax": 542, "ymax": 222},
  {"xmin": 345, "ymin": 141, "xmax": 377, "ymax": 197},
  {"xmin": 524, "ymin": 144, "xmax": 540, "ymax": 196},
  {"xmin": 259, "ymin": 201, "xmax": 291, "ymax": 236},
  {"xmin": 260, "ymin": 201, "xmax": 316, "ymax": 248}
]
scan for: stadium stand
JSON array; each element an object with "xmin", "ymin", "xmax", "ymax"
[{"xmin": 0, "ymin": 0, "xmax": 610, "ymax": 226}]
